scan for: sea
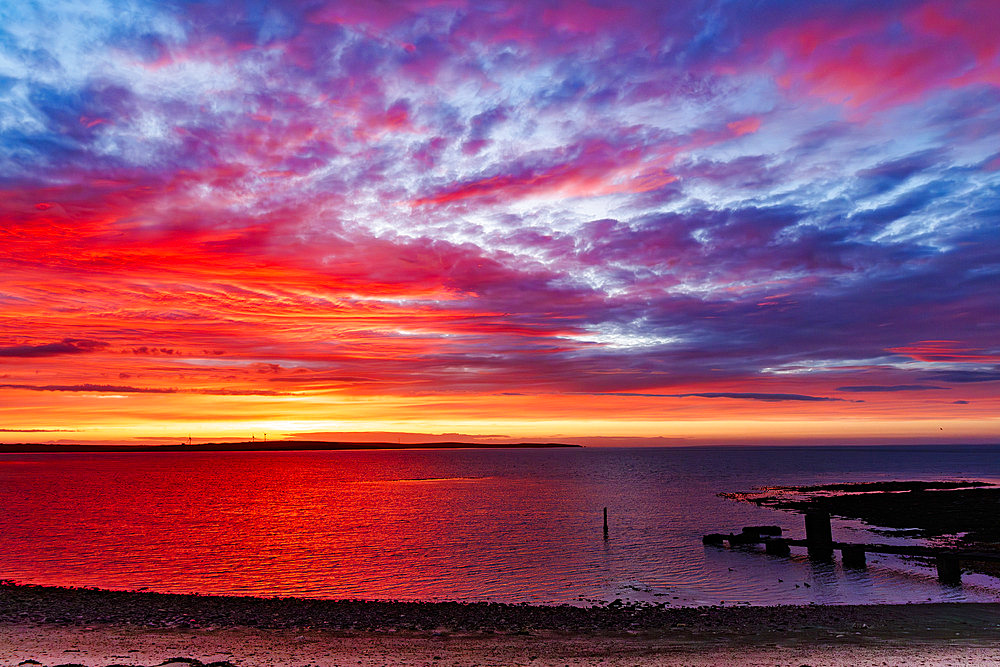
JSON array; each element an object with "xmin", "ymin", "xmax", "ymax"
[{"xmin": 2, "ymin": 444, "xmax": 1000, "ymax": 607}]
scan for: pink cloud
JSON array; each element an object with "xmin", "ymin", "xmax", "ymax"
[
  {"xmin": 411, "ymin": 121, "xmax": 759, "ymax": 207},
  {"xmin": 727, "ymin": 117, "xmax": 762, "ymax": 136}
]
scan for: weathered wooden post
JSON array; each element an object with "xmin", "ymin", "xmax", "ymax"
[
  {"xmin": 805, "ymin": 511, "xmax": 833, "ymax": 560},
  {"xmin": 841, "ymin": 545, "xmax": 867, "ymax": 568},
  {"xmin": 936, "ymin": 556, "xmax": 961, "ymax": 584},
  {"xmin": 603, "ymin": 507, "xmax": 608, "ymax": 540}
]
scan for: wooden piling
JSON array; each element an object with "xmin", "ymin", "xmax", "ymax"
[
  {"xmin": 603, "ymin": 507, "xmax": 608, "ymax": 539},
  {"xmin": 804, "ymin": 511, "xmax": 833, "ymax": 561},
  {"xmin": 936, "ymin": 556, "xmax": 961, "ymax": 584},
  {"xmin": 841, "ymin": 545, "xmax": 867, "ymax": 568}
]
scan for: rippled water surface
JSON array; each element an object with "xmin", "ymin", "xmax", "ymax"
[{"xmin": 3, "ymin": 445, "xmax": 1000, "ymax": 605}]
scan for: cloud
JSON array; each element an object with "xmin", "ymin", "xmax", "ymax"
[
  {"xmin": 0, "ymin": 339, "xmax": 108, "ymax": 357},
  {"xmin": 0, "ymin": 428, "xmax": 77, "ymax": 432},
  {"xmin": 927, "ymin": 369, "xmax": 1000, "ymax": 383},
  {"xmin": 837, "ymin": 385, "xmax": 948, "ymax": 392},
  {"xmin": 752, "ymin": 1, "xmax": 1000, "ymax": 112},
  {"xmin": 584, "ymin": 392, "xmax": 851, "ymax": 403},
  {"xmin": 889, "ymin": 342, "xmax": 1000, "ymax": 363},
  {"xmin": 0, "ymin": 384, "xmax": 176, "ymax": 394},
  {"xmin": 0, "ymin": 384, "xmax": 286, "ymax": 396}
]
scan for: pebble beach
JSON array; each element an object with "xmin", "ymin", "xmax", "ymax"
[{"xmin": 3, "ymin": 583, "xmax": 1000, "ymax": 666}]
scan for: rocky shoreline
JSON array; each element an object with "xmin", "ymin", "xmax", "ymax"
[
  {"xmin": 3, "ymin": 583, "xmax": 1000, "ymax": 666},
  {"xmin": 1, "ymin": 582, "xmax": 999, "ymax": 637}
]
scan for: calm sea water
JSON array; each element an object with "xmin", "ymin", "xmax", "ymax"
[{"xmin": 2, "ymin": 445, "xmax": 1000, "ymax": 606}]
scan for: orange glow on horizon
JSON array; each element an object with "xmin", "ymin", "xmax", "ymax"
[{"xmin": 2, "ymin": 386, "xmax": 997, "ymax": 446}]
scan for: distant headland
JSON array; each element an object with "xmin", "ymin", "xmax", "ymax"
[{"xmin": 0, "ymin": 440, "xmax": 581, "ymax": 453}]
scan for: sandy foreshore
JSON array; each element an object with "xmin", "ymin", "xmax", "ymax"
[{"xmin": 2, "ymin": 583, "xmax": 1000, "ymax": 666}]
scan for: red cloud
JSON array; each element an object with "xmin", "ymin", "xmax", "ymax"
[
  {"xmin": 765, "ymin": 0, "xmax": 1000, "ymax": 112},
  {"xmin": 889, "ymin": 341, "xmax": 1000, "ymax": 363}
]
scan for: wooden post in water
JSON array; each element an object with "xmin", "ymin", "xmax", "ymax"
[
  {"xmin": 805, "ymin": 511, "xmax": 833, "ymax": 561},
  {"xmin": 603, "ymin": 507, "xmax": 609, "ymax": 540},
  {"xmin": 936, "ymin": 556, "xmax": 961, "ymax": 584},
  {"xmin": 841, "ymin": 545, "xmax": 867, "ymax": 569}
]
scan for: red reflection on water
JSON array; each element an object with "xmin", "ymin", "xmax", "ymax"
[{"xmin": 0, "ymin": 451, "xmax": 605, "ymax": 602}]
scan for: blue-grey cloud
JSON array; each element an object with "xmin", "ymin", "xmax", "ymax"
[
  {"xmin": 837, "ymin": 385, "xmax": 948, "ymax": 392},
  {"xmin": 584, "ymin": 392, "xmax": 852, "ymax": 402},
  {"xmin": 927, "ymin": 370, "xmax": 1000, "ymax": 384}
]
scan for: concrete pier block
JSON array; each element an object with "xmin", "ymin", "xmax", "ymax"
[{"xmin": 765, "ymin": 539, "xmax": 791, "ymax": 556}]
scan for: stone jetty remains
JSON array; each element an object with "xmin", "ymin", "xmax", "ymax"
[{"xmin": 703, "ymin": 511, "xmax": 1000, "ymax": 584}]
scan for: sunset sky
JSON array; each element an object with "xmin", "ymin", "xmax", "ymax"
[{"xmin": 1, "ymin": 0, "xmax": 998, "ymax": 445}]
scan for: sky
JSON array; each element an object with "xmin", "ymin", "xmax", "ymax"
[{"xmin": 1, "ymin": 0, "xmax": 998, "ymax": 446}]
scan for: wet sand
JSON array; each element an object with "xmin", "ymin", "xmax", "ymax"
[{"xmin": 2, "ymin": 584, "xmax": 1000, "ymax": 666}]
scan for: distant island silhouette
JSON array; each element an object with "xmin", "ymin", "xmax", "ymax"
[{"xmin": 0, "ymin": 440, "xmax": 581, "ymax": 453}]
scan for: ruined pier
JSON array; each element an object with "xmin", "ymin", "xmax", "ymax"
[{"xmin": 703, "ymin": 511, "xmax": 999, "ymax": 584}]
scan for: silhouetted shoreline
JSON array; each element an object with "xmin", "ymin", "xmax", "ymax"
[{"xmin": 0, "ymin": 440, "xmax": 580, "ymax": 453}]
